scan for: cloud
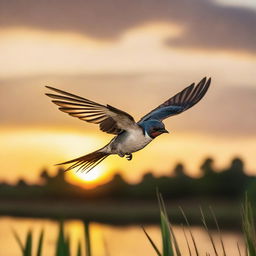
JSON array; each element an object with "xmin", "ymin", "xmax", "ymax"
[{"xmin": 0, "ymin": 0, "xmax": 255, "ymax": 53}]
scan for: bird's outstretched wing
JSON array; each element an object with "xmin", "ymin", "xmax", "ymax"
[
  {"xmin": 138, "ymin": 77, "xmax": 211, "ymax": 123},
  {"xmin": 45, "ymin": 86, "xmax": 136, "ymax": 135}
]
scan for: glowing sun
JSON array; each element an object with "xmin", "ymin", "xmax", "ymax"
[
  {"xmin": 75, "ymin": 165, "xmax": 104, "ymax": 182},
  {"xmin": 66, "ymin": 164, "xmax": 110, "ymax": 188}
]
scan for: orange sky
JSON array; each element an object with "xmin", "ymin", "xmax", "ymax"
[
  {"xmin": 1, "ymin": 0, "xmax": 256, "ymax": 188},
  {"xmin": 1, "ymin": 127, "xmax": 256, "ymax": 188}
]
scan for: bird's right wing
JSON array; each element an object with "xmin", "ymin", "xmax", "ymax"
[
  {"xmin": 138, "ymin": 77, "xmax": 211, "ymax": 123},
  {"xmin": 45, "ymin": 86, "xmax": 137, "ymax": 135}
]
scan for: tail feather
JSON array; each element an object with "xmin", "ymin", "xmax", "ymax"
[{"xmin": 56, "ymin": 150, "xmax": 109, "ymax": 173}]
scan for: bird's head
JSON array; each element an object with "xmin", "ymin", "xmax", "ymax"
[{"xmin": 141, "ymin": 120, "xmax": 169, "ymax": 139}]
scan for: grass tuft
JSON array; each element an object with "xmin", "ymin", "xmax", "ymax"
[
  {"xmin": 84, "ymin": 222, "xmax": 92, "ymax": 256},
  {"xmin": 12, "ymin": 193, "xmax": 256, "ymax": 256},
  {"xmin": 36, "ymin": 229, "xmax": 44, "ymax": 256},
  {"xmin": 243, "ymin": 194, "xmax": 256, "ymax": 256}
]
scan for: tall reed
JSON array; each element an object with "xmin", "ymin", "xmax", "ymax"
[{"xmin": 13, "ymin": 194, "xmax": 255, "ymax": 256}]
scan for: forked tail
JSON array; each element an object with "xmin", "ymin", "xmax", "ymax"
[{"xmin": 57, "ymin": 150, "xmax": 110, "ymax": 173}]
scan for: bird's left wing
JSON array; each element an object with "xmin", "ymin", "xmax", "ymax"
[
  {"xmin": 138, "ymin": 77, "xmax": 211, "ymax": 123},
  {"xmin": 45, "ymin": 86, "xmax": 137, "ymax": 135}
]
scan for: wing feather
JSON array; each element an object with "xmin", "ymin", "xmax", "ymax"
[
  {"xmin": 139, "ymin": 77, "xmax": 211, "ymax": 122},
  {"xmin": 45, "ymin": 86, "xmax": 136, "ymax": 134}
]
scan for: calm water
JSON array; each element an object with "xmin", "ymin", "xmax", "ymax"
[{"xmin": 0, "ymin": 217, "xmax": 244, "ymax": 256}]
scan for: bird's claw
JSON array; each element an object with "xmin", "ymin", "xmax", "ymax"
[{"xmin": 126, "ymin": 154, "xmax": 133, "ymax": 161}]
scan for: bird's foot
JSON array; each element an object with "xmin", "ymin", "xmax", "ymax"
[
  {"xmin": 118, "ymin": 152, "xmax": 125, "ymax": 158},
  {"xmin": 126, "ymin": 153, "xmax": 133, "ymax": 161}
]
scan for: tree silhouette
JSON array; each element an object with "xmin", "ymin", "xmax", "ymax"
[
  {"xmin": 173, "ymin": 163, "xmax": 186, "ymax": 177},
  {"xmin": 0, "ymin": 156, "xmax": 254, "ymax": 201},
  {"xmin": 230, "ymin": 157, "xmax": 244, "ymax": 174},
  {"xmin": 200, "ymin": 158, "xmax": 215, "ymax": 176}
]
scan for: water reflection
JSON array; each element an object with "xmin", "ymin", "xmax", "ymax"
[{"xmin": 0, "ymin": 217, "xmax": 244, "ymax": 256}]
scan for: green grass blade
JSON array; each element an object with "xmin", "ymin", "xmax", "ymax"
[
  {"xmin": 65, "ymin": 234, "xmax": 71, "ymax": 256},
  {"xmin": 24, "ymin": 230, "xmax": 32, "ymax": 256},
  {"xmin": 182, "ymin": 225, "xmax": 192, "ymax": 256},
  {"xmin": 55, "ymin": 221, "xmax": 69, "ymax": 256},
  {"xmin": 242, "ymin": 194, "xmax": 256, "ymax": 256},
  {"xmin": 209, "ymin": 206, "xmax": 226, "ymax": 256},
  {"xmin": 142, "ymin": 226, "xmax": 161, "ymax": 256},
  {"xmin": 200, "ymin": 207, "xmax": 219, "ymax": 256},
  {"xmin": 76, "ymin": 241, "xmax": 82, "ymax": 256},
  {"xmin": 157, "ymin": 192, "xmax": 174, "ymax": 256},
  {"xmin": 237, "ymin": 242, "xmax": 242, "ymax": 256},
  {"xmin": 160, "ymin": 211, "xmax": 174, "ymax": 256},
  {"xmin": 36, "ymin": 229, "xmax": 44, "ymax": 256},
  {"xmin": 157, "ymin": 192, "xmax": 168, "ymax": 218},
  {"xmin": 84, "ymin": 222, "xmax": 92, "ymax": 256},
  {"xmin": 179, "ymin": 207, "xmax": 199, "ymax": 256},
  {"xmin": 12, "ymin": 228, "xmax": 25, "ymax": 254},
  {"xmin": 169, "ymin": 223, "xmax": 181, "ymax": 256}
]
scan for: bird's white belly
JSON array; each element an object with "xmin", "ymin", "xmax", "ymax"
[{"xmin": 117, "ymin": 129, "xmax": 152, "ymax": 154}]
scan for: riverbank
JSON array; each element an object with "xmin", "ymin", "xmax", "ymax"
[{"xmin": 0, "ymin": 198, "xmax": 243, "ymax": 229}]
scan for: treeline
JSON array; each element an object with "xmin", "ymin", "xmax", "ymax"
[
  {"xmin": 0, "ymin": 157, "xmax": 256, "ymax": 201},
  {"xmin": 90, "ymin": 157, "xmax": 256, "ymax": 200}
]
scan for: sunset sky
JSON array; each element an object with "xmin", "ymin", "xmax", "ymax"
[{"xmin": 0, "ymin": 0, "xmax": 256, "ymax": 188}]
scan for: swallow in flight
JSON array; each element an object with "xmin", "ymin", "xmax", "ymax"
[{"xmin": 45, "ymin": 77, "xmax": 211, "ymax": 173}]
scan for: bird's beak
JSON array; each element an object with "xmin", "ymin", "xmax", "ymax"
[{"xmin": 160, "ymin": 128, "xmax": 169, "ymax": 134}]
